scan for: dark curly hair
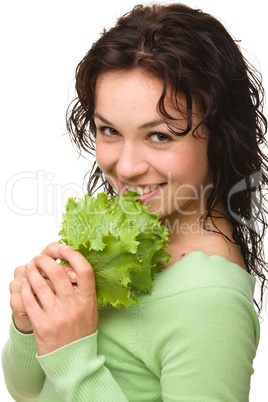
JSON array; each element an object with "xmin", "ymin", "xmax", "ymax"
[{"xmin": 66, "ymin": 3, "xmax": 268, "ymax": 312}]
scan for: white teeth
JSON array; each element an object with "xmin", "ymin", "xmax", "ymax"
[
  {"xmin": 143, "ymin": 186, "xmax": 151, "ymax": 194},
  {"xmin": 128, "ymin": 185, "xmax": 137, "ymax": 192},
  {"xmin": 136, "ymin": 186, "xmax": 144, "ymax": 195},
  {"xmin": 125, "ymin": 184, "xmax": 160, "ymax": 195}
]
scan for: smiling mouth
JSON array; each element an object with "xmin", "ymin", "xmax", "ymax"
[{"xmin": 123, "ymin": 183, "xmax": 165, "ymax": 196}]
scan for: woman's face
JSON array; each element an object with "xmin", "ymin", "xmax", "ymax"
[{"xmin": 94, "ymin": 69, "xmax": 211, "ymax": 223}]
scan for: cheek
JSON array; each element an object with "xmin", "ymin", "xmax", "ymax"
[
  {"xmin": 167, "ymin": 148, "xmax": 209, "ymax": 185},
  {"xmin": 95, "ymin": 141, "xmax": 113, "ymax": 173},
  {"xmin": 186, "ymin": 149, "xmax": 210, "ymax": 184}
]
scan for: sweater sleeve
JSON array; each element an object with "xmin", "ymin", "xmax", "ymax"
[
  {"xmin": 37, "ymin": 331, "xmax": 128, "ymax": 402},
  {"xmin": 140, "ymin": 286, "xmax": 260, "ymax": 402},
  {"xmin": 1, "ymin": 319, "xmax": 46, "ymax": 402}
]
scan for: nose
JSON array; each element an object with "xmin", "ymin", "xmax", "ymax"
[{"xmin": 116, "ymin": 143, "xmax": 149, "ymax": 180}]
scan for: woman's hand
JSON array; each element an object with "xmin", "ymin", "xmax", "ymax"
[
  {"xmin": 9, "ymin": 244, "xmax": 77, "ymax": 334},
  {"xmin": 20, "ymin": 242, "xmax": 98, "ymax": 356},
  {"xmin": 10, "ymin": 265, "xmax": 33, "ymax": 334}
]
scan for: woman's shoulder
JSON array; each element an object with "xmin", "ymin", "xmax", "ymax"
[
  {"xmin": 140, "ymin": 249, "xmax": 255, "ymax": 306},
  {"xmin": 172, "ymin": 233, "xmax": 247, "ymax": 271},
  {"xmin": 164, "ymin": 200, "xmax": 249, "ymax": 271},
  {"xmin": 142, "ymin": 212, "xmax": 256, "ymax": 305},
  {"xmin": 163, "ymin": 213, "xmax": 247, "ymax": 272}
]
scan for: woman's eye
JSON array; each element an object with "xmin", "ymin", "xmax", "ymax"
[
  {"xmin": 150, "ymin": 133, "xmax": 171, "ymax": 143},
  {"xmin": 100, "ymin": 126, "xmax": 119, "ymax": 136}
]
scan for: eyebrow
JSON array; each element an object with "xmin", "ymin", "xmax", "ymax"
[{"xmin": 94, "ymin": 112, "xmax": 169, "ymax": 130}]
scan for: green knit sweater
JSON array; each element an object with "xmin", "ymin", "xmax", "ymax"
[{"xmin": 2, "ymin": 252, "xmax": 260, "ymax": 401}]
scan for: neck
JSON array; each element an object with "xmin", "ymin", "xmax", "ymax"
[{"xmin": 161, "ymin": 200, "xmax": 232, "ymax": 246}]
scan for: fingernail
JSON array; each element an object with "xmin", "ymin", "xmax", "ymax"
[
  {"xmin": 34, "ymin": 254, "xmax": 42, "ymax": 261},
  {"xmin": 67, "ymin": 271, "xmax": 77, "ymax": 280},
  {"xmin": 22, "ymin": 278, "xmax": 28, "ymax": 284},
  {"xmin": 25, "ymin": 262, "xmax": 33, "ymax": 270}
]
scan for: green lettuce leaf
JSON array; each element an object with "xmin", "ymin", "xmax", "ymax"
[{"xmin": 58, "ymin": 191, "xmax": 171, "ymax": 308}]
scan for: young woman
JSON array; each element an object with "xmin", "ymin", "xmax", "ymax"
[{"xmin": 2, "ymin": 3, "xmax": 267, "ymax": 401}]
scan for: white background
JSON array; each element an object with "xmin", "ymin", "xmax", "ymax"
[{"xmin": 1, "ymin": 1, "xmax": 267, "ymax": 400}]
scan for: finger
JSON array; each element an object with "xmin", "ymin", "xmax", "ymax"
[
  {"xmin": 36, "ymin": 278, "xmax": 56, "ymax": 294},
  {"xmin": 27, "ymin": 242, "xmax": 66, "ymax": 268},
  {"xmin": 39, "ymin": 266, "xmax": 76, "ymax": 282},
  {"xmin": 14, "ymin": 265, "xmax": 27, "ymax": 280},
  {"xmin": 25, "ymin": 262, "xmax": 56, "ymax": 308},
  {"xmin": 21, "ymin": 278, "xmax": 44, "ymax": 323},
  {"xmin": 59, "ymin": 245, "xmax": 96, "ymax": 297},
  {"xmin": 39, "ymin": 269, "xmax": 77, "ymax": 289},
  {"xmin": 34, "ymin": 260, "xmax": 77, "ymax": 291},
  {"xmin": 9, "ymin": 278, "xmax": 22, "ymax": 294},
  {"xmin": 66, "ymin": 270, "xmax": 78, "ymax": 284},
  {"xmin": 35, "ymin": 243, "xmax": 78, "ymax": 280},
  {"xmin": 10, "ymin": 266, "xmax": 28, "ymax": 295},
  {"xmin": 10, "ymin": 292, "xmax": 24, "ymax": 313},
  {"xmin": 38, "ymin": 242, "xmax": 69, "ymax": 261},
  {"xmin": 30, "ymin": 243, "xmax": 76, "ymax": 281},
  {"xmin": 33, "ymin": 255, "xmax": 75, "ymax": 298}
]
